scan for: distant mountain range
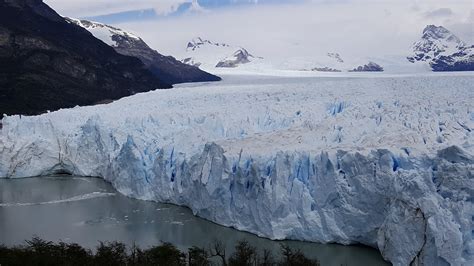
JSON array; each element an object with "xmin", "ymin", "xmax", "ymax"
[
  {"xmin": 180, "ymin": 37, "xmax": 389, "ymax": 73},
  {"xmin": 67, "ymin": 19, "xmax": 220, "ymax": 84},
  {"xmin": 407, "ymin": 25, "xmax": 474, "ymax": 71}
]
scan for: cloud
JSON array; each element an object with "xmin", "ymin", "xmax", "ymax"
[
  {"xmin": 44, "ymin": 0, "xmax": 299, "ymax": 18},
  {"xmin": 445, "ymin": 9, "xmax": 474, "ymax": 43},
  {"xmin": 111, "ymin": 0, "xmax": 472, "ymax": 61},
  {"xmin": 43, "ymin": 0, "xmax": 473, "ymax": 61},
  {"xmin": 44, "ymin": 0, "xmax": 189, "ymax": 17},
  {"xmin": 424, "ymin": 7, "xmax": 453, "ymax": 18}
]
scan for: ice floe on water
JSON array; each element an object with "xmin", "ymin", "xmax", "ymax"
[{"xmin": 0, "ymin": 192, "xmax": 116, "ymax": 207}]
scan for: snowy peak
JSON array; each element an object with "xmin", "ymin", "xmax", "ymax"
[
  {"xmin": 216, "ymin": 48, "xmax": 255, "ymax": 68},
  {"xmin": 407, "ymin": 25, "xmax": 474, "ymax": 71},
  {"xmin": 421, "ymin": 25, "xmax": 463, "ymax": 45},
  {"xmin": 409, "ymin": 25, "xmax": 464, "ymax": 62},
  {"xmin": 186, "ymin": 37, "xmax": 230, "ymax": 51},
  {"xmin": 66, "ymin": 18, "xmax": 141, "ymax": 47},
  {"xmin": 408, "ymin": 25, "xmax": 474, "ymax": 71}
]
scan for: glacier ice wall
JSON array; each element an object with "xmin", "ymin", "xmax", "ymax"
[{"xmin": 1, "ymin": 76, "xmax": 473, "ymax": 265}]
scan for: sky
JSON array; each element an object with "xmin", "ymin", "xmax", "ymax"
[{"xmin": 44, "ymin": 0, "xmax": 474, "ymax": 62}]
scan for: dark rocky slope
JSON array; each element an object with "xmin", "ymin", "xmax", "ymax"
[{"xmin": 0, "ymin": 0, "xmax": 170, "ymax": 116}]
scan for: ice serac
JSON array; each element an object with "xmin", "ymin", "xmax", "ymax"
[
  {"xmin": 1, "ymin": 76, "xmax": 473, "ymax": 266},
  {"xmin": 408, "ymin": 25, "xmax": 474, "ymax": 71}
]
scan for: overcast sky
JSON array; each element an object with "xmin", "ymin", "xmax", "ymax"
[{"xmin": 44, "ymin": 0, "xmax": 474, "ymax": 61}]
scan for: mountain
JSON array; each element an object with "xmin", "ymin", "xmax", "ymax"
[
  {"xmin": 0, "ymin": 0, "xmax": 170, "ymax": 116},
  {"xmin": 297, "ymin": 53, "xmax": 384, "ymax": 73},
  {"xmin": 349, "ymin": 62, "xmax": 384, "ymax": 72},
  {"xmin": 308, "ymin": 52, "xmax": 345, "ymax": 72},
  {"xmin": 407, "ymin": 25, "xmax": 474, "ymax": 71},
  {"xmin": 216, "ymin": 48, "xmax": 256, "ymax": 68},
  {"xmin": 67, "ymin": 19, "xmax": 220, "ymax": 84},
  {"xmin": 181, "ymin": 37, "xmax": 262, "ymax": 70}
]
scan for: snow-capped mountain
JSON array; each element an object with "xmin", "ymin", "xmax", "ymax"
[
  {"xmin": 216, "ymin": 48, "xmax": 258, "ymax": 68},
  {"xmin": 181, "ymin": 37, "xmax": 262, "ymax": 70},
  {"xmin": 0, "ymin": 0, "xmax": 169, "ymax": 116},
  {"xmin": 66, "ymin": 19, "xmax": 220, "ymax": 84},
  {"xmin": 408, "ymin": 25, "xmax": 474, "ymax": 71}
]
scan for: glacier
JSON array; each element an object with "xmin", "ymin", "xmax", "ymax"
[{"xmin": 0, "ymin": 75, "xmax": 473, "ymax": 265}]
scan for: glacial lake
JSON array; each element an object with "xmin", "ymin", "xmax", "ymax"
[{"xmin": 0, "ymin": 176, "xmax": 389, "ymax": 266}]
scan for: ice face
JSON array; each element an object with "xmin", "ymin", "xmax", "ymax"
[{"xmin": 1, "ymin": 75, "xmax": 473, "ymax": 265}]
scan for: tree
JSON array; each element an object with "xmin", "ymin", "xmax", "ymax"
[
  {"xmin": 260, "ymin": 249, "xmax": 275, "ymax": 266},
  {"xmin": 228, "ymin": 240, "xmax": 258, "ymax": 266},
  {"xmin": 209, "ymin": 239, "xmax": 227, "ymax": 266},
  {"xmin": 279, "ymin": 244, "xmax": 320, "ymax": 266},
  {"xmin": 188, "ymin": 246, "xmax": 210, "ymax": 266},
  {"xmin": 128, "ymin": 243, "xmax": 146, "ymax": 266},
  {"xmin": 95, "ymin": 241, "xmax": 128, "ymax": 266},
  {"xmin": 144, "ymin": 242, "xmax": 186, "ymax": 266}
]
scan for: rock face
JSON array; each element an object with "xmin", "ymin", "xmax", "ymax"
[
  {"xmin": 408, "ymin": 25, "xmax": 474, "ymax": 71},
  {"xmin": 1, "ymin": 76, "xmax": 472, "ymax": 266},
  {"xmin": 216, "ymin": 48, "xmax": 255, "ymax": 68},
  {"xmin": 67, "ymin": 19, "xmax": 221, "ymax": 84},
  {"xmin": 0, "ymin": 0, "xmax": 169, "ymax": 116},
  {"xmin": 350, "ymin": 62, "xmax": 384, "ymax": 72}
]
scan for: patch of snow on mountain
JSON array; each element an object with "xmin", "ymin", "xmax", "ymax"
[
  {"xmin": 327, "ymin": 52, "xmax": 344, "ymax": 63},
  {"xmin": 66, "ymin": 18, "xmax": 141, "ymax": 47}
]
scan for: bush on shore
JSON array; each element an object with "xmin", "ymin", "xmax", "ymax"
[{"xmin": 0, "ymin": 237, "xmax": 320, "ymax": 266}]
